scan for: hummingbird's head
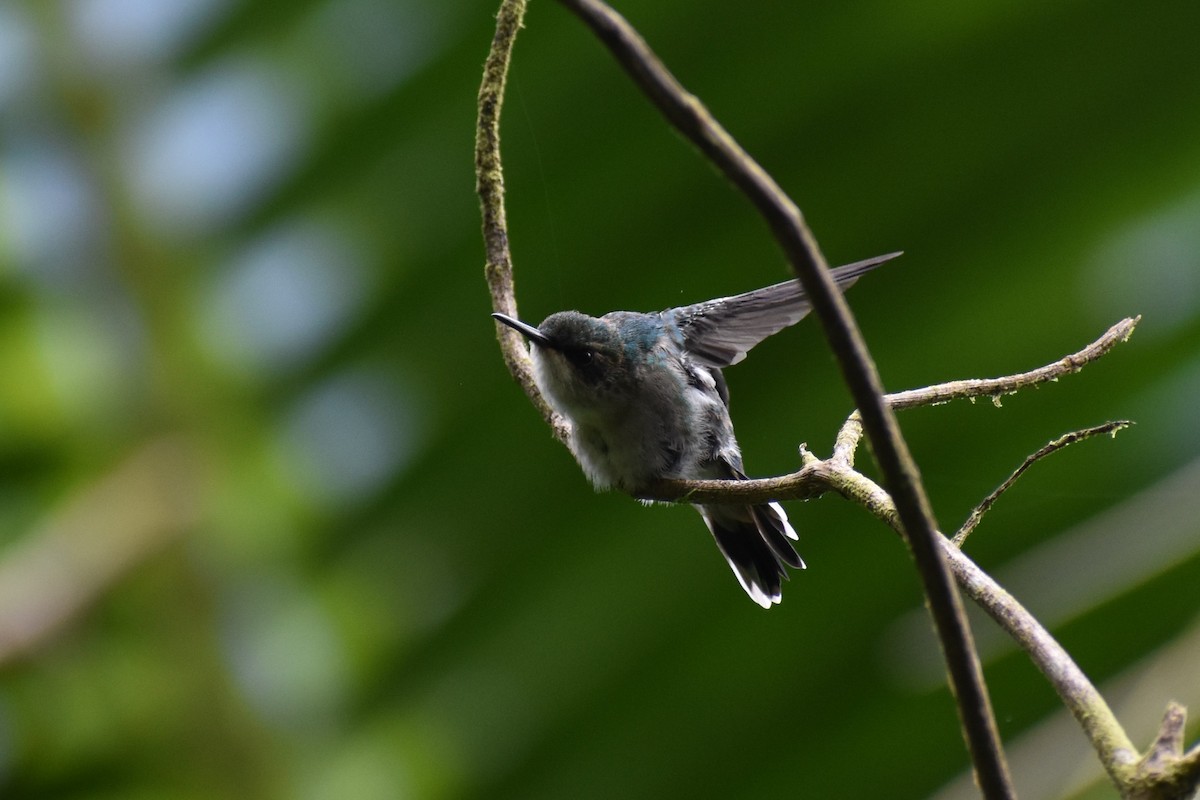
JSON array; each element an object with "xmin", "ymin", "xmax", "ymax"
[{"xmin": 492, "ymin": 310, "xmax": 633, "ymax": 415}]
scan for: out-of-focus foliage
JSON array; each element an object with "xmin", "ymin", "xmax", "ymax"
[{"xmin": 0, "ymin": 1, "xmax": 1197, "ymax": 798}]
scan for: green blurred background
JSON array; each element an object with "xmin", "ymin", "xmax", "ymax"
[{"xmin": 0, "ymin": 1, "xmax": 1198, "ymax": 798}]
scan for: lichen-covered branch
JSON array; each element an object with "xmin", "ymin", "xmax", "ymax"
[
  {"xmin": 833, "ymin": 316, "xmax": 1140, "ymax": 465},
  {"xmin": 476, "ymin": 0, "xmax": 570, "ymax": 443},
  {"xmin": 889, "ymin": 317, "xmax": 1137, "ymax": 410}
]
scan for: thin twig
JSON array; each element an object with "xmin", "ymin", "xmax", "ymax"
[
  {"xmin": 833, "ymin": 317, "xmax": 1141, "ymax": 465},
  {"xmin": 553, "ymin": 1, "xmax": 1012, "ymax": 794},
  {"xmin": 953, "ymin": 421, "xmax": 1134, "ymax": 547},
  {"xmin": 888, "ymin": 317, "xmax": 1140, "ymax": 411}
]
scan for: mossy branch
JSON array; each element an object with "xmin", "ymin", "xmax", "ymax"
[{"xmin": 476, "ymin": 0, "xmax": 570, "ymax": 444}]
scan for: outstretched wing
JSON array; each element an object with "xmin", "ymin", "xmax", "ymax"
[{"xmin": 672, "ymin": 251, "xmax": 900, "ymax": 368}]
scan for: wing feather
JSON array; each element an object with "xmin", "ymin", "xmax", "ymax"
[{"xmin": 674, "ymin": 251, "xmax": 900, "ymax": 367}]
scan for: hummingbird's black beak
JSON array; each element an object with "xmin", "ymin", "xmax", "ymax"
[{"xmin": 492, "ymin": 312, "xmax": 554, "ymax": 348}]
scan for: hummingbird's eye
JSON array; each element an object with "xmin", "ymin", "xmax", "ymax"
[{"xmin": 564, "ymin": 348, "xmax": 594, "ymax": 368}]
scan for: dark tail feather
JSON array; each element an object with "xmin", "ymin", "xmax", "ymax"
[
  {"xmin": 752, "ymin": 502, "xmax": 805, "ymax": 569},
  {"xmin": 699, "ymin": 502, "xmax": 803, "ymax": 608}
]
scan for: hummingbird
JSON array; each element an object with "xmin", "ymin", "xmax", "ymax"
[{"xmin": 493, "ymin": 252, "xmax": 899, "ymax": 607}]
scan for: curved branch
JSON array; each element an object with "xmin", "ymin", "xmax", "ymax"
[
  {"xmin": 477, "ymin": 0, "xmax": 570, "ymax": 443},
  {"xmin": 953, "ymin": 420, "xmax": 1133, "ymax": 546}
]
